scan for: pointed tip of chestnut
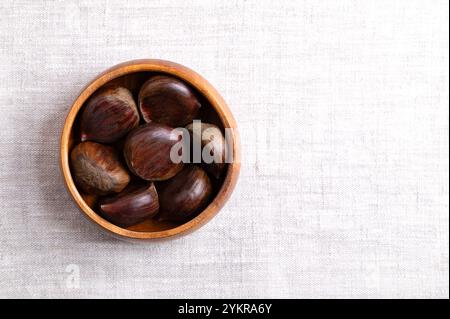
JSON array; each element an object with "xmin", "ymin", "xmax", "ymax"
[{"xmin": 80, "ymin": 133, "xmax": 89, "ymax": 142}]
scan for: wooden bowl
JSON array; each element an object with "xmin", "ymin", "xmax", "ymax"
[{"xmin": 60, "ymin": 59, "xmax": 240, "ymax": 241}]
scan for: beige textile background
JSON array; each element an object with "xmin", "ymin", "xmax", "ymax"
[{"xmin": 0, "ymin": 0, "xmax": 448, "ymax": 298}]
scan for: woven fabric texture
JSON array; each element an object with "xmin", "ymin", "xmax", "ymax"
[{"xmin": 0, "ymin": 0, "xmax": 448, "ymax": 298}]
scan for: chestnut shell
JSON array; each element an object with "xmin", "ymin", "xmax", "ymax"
[
  {"xmin": 123, "ymin": 123, "xmax": 184, "ymax": 181},
  {"xmin": 157, "ymin": 166, "xmax": 212, "ymax": 223},
  {"xmin": 80, "ymin": 86, "xmax": 139, "ymax": 143},
  {"xmin": 98, "ymin": 183, "xmax": 159, "ymax": 227},
  {"xmin": 70, "ymin": 141, "xmax": 130, "ymax": 195},
  {"xmin": 138, "ymin": 75, "xmax": 201, "ymax": 127},
  {"xmin": 186, "ymin": 122, "xmax": 227, "ymax": 179}
]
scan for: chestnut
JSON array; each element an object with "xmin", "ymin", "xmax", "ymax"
[
  {"xmin": 157, "ymin": 166, "xmax": 212, "ymax": 223},
  {"xmin": 70, "ymin": 141, "xmax": 130, "ymax": 195},
  {"xmin": 98, "ymin": 183, "xmax": 159, "ymax": 227},
  {"xmin": 123, "ymin": 123, "xmax": 184, "ymax": 181},
  {"xmin": 138, "ymin": 75, "xmax": 200, "ymax": 127},
  {"xmin": 186, "ymin": 121, "xmax": 226, "ymax": 179},
  {"xmin": 80, "ymin": 86, "xmax": 139, "ymax": 143}
]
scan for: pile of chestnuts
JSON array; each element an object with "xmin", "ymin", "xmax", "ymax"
[{"xmin": 70, "ymin": 75, "xmax": 227, "ymax": 228}]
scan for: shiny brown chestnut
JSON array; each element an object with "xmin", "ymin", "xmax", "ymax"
[
  {"xmin": 80, "ymin": 86, "xmax": 139, "ymax": 143},
  {"xmin": 138, "ymin": 75, "xmax": 201, "ymax": 127},
  {"xmin": 157, "ymin": 166, "xmax": 212, "ymax": 223},
  {"xmin": 98, "ymin": 183, "xmax": 159, "ymax": 227},
  {"xmin": 123, "ymin": 123, "xmax": 184, "ymax": 181},
  {"xmin": 186, "ymin": 122, "xmax": 227, "ymax": 179},
  {"xmin": 70, "ymin": 141, "xmax": 130, "ymax": 195}
]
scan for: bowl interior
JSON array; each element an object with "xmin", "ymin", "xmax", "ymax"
[{"xmin": 67, "ymin": 71, "xmax": 229, "ymax": 234}]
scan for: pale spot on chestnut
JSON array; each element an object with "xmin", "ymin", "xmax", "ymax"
[{"xmin": 71, "ymin": 141, "xmax": 130, "ymax": 195}]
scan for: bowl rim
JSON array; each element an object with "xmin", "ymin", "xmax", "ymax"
[{"xmin": 60, "ymin": 59, "xmax": 241, "ymax": 240}]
